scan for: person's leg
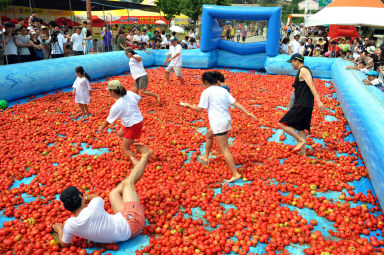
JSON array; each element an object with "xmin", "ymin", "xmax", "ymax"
[
  {"xmin": 121, "ymin": 144, "xmax": 152, "ymax": 203},
  {"xmin": 141, "ymin": 90, "xmax": 160, "ymax": 104},
  {"xmin": 109, "ymin": 144, "xmax": 151, "ymax": 213},
  {"xmin": 278, "ymin": 122, "xmax": 306, "ymax": 151},
  {"xmin": 215, "ymin": 134, "xmax": 241, "ymax": 183},
  {"xmin": 199, "ymin": 129, "xmax": 214, "ymax": 163},
  {"xmin": 297, "ymin": 130, "xmax": 306, "ymax": 156},
  {"xmin": 164, "ymin": 70, "xmax": 170, "ymax": 85},
  {"xmin": 78, "ymin": 104, "xmax": 86, "ymax": 116},
  {"xmin": 84, "ymin": 104, "xmax": 90, "ymax": 115},
  {"xmin": 175, "ymin": 67, "xmax": 185, "ymax": 85},
  {"xmin": 122, "ymin": 138, "xmax": 139, "ymax": 165}
]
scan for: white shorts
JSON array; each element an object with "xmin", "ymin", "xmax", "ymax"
[
  {"xmin": 211, "ymin": 119, "xmax": 232, "ymax": 135},
  {"xmin": 166, "ymin": 65, "xmax": 182, "ymax": 76}
]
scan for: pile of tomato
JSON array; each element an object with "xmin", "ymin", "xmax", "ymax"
[{"xmin": 0, "ymin": 68, "xmax": 383, "ymax": 255}]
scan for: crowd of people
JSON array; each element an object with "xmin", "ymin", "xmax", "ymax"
[
  {"xmin": 280, "ymin": 27, "xmax": 384, "ymax": 85},
  {"xmin": 0, "ymin": 11, "xmax": 200, "ymax": 65}
]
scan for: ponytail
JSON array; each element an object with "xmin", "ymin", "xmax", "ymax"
[
  {"xmin": 75, "ymin": 66, "xmax": 91, "ymax": 81},
  {"xmin": 84, "ymin": 72, "xmax": 91, "ymax": 81},
  {"xmin": 119, "ymin": 86, "xmax": 127, "ymax": 97}
]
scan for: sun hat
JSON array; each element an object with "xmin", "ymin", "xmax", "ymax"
[
  {"xmin": 107, "ymin": 80, "xmax": 123, "ymax": 90},
  {"xmin": 124, "ymin": 47, "xmax": 137, "ymax": 55}
]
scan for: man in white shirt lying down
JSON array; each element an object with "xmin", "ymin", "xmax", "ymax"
[{"xmin": 53, "ymin": 144, "xmax": 151, "ymax": 246}]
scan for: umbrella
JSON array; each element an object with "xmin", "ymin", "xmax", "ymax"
[
  {"xmin": 155, "ymin": 20, "xmax": 166, "ymax": 24},
  {"xmin": 170, "ymin": 25, "xmax": 184, "ymax": 33},
  {"xmin": 1, "ymin": 16, "xmax": 10, "ymax": 22}
]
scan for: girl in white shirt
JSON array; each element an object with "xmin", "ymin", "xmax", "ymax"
[
  {"xmin": 125, "ymin": 47, "xmax": 160, "ymax": 104},
  {"xmin": 98, "ymin": 80, "xmax": 144, "ymax": 164},
  {"xmin": 72, "ymin": 66, "xmax": 92, "ymax": 118},
  {"xmin": 182, "ymin": 71, "xmax": 256, "ymax": 183}
]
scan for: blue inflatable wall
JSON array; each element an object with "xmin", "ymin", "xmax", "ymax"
[
  {"xmin": 1, "ymin": 6, "xmax": 384, "ymax": 207},
  {"xmin": 331, "ymin": 59, "xmax": 384, "ymax": 206}
]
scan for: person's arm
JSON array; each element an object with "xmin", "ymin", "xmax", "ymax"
[
  {"xmin": 300, "ymin": 68, "xmax": 326, "ymax": 111},
  {"xmin": 101, "ymin": 31, "xmax": 105, "ymax": 38},
  {"xmin": 363, "ymin": 79, "xmax": 372, "ymax": 85},
  {"xmin": 52, "ymin": 223, "xmax": 70, "ymax": 248},
  {"xmin": 164, "ymin": 53, "xmax": 171, "ymax": 65},
  {"xmin": 98, "ymin": 121, "xmax": 110, "ymax": 132},
  {"xmin": 168, "ymin": 53, "xmax": 180, "ymax": 62},
  {"xmin": 232, "ymin": 102, "xmax": 256, "ymax": 119},
  {"xmin": 346, "ymin": 66, "xmax": 361, "ymax": 70},
  {"xmin": 183, "ymin": 103, "xmax": 204, "ymax": 112},
  {"xmin": 366, "ymin": 61, "xmax": 374, "ymax": 70},
  {"xmin": 132, "ymin": 54, "xmax": 142, "ymax": 62},
  {"xmin": 85, "ymin": 194, "xmax": 99, "ymax": 202}
]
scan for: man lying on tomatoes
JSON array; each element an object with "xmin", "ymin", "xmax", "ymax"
[{"xmin": 52, "ymin": 143, "xmax": 151, "ymax": 246}]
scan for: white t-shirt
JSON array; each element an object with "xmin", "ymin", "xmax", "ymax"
[
  {"xmin": 280, "ymin": 43, "xmax": 289, "ymax": 54},
  {"xmin": 370, "ymin": 78, "xmax": 383, "ymax": 86},
  {"xmin": 169, "ymin": 44, "xmax": 182, "ymax": 66},
  {"xmin": 71, "ymin": 33, "xmax": 83, "ymax": 52},
  {"xmin": 189, "ymin": 32, "xmax": 196, "ymax": 39},
  {"xmin": 107, "ymin": 92, "xmax": 143, "ymax": 127},
  {"xmin": 62, "ymin": 197, "xmax": 131, "ymax": 244},
  {"xmin": 141, "ymin": 34, "xmax": 149, "ymax": 44},
  {"xmin": 73, "ymin": 77, "xmax": 91, "ymax": 104},
  {"xmin": 289, "ymin": 40, "xmax": 301, "ymax": 54},
  {"xmin": 129, "ymin": 57, "xmax": 147, "ymax": 80},
  {"xmin": 133, "ymin": 34, "xmax": 141, "ymax": 42},
  {"xmin": 360, "ymin": 68, "xmax": 369, "ymax": 74},
  {"xmin": 198, "ymin": 86, "xmax": 236, "ymax": 134},
  {"xmin": 51, "ymin": 33, "xmax": 67, "ymax": 55},
  {"xmin": 2, "ymin": 35, "xmax": 18, "ymax": 55}
]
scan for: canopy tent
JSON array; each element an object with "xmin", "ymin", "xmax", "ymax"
[
  {"xmin": 8, "ymin": 0, "xmax": 159, "ymax": 12},
  {"xmin": 305, "ymin": 0, "xmax": 384, "ymax": 27}
]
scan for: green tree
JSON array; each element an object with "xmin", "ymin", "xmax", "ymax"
[
  {"xmin": 0, "ymin": 0, "xmax": 13, "ymax": 11},
  {"xmin": 179, "ymin": 0, "xmax": 232, "ymax": 26},
  {"xmin": 155, "ymin": 0, "xmax": 182, "ymax": 23}
]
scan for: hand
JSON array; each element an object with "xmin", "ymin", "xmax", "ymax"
[
  {"xmin": 53, "ymin": 223, "xmax": 63, "ymax": 233},
  {"xmin": 163, "ymin": 61, "xmax": 167, "ymax": 66},
  {"xmin": 318, "ymin": 102, "xmax": 326, "ymax": 112},
  {"xmin": 247, "ymin": 112, "xmax": 256, "ymax": 119},
  {"xmin": 98, "ymin": 126, "xmax": 104, "ymax": 132}
]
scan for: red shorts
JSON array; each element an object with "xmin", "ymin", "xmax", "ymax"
[
  {"xmin": 122, "ymin": 121, "xmax": 143, "ymax": 140},
  {"xmin": 121, "ymin": 202, "xmax": 145, "ymax": 238}
]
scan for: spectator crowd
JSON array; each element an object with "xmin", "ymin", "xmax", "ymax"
[{"xmin": 0, "ymin": 11, "xmax": 200, "ymax": 65}]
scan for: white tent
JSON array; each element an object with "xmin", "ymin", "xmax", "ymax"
[{"xmin": 305, "ymin": 0, "xmax": 384, "ymax": 27}]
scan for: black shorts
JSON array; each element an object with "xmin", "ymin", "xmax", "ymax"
[
  {"xmin": 279, "ymin": 106, "xmax": 313, "ymax": 131},
  {"xmin": 214, "ymin": 131, "xmax": 228, "ymax": 137}
]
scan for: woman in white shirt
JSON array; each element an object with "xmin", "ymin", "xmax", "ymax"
[
  {"xmin": 280, "ymin": 37, "xmax": 290, "ymax": 54},
  {"xmin": 125, "ymin": 47, "xmax": 160, "ymax": 104},
  {"xmin": 98, "ymin": 80, "xmax": 144, "ymax": 164},
  {"xmin": 72, "ymin": 66, "xmax": 92, "ymax": 118},
  {"xmin": 182, "ymin": 71, "xmax": 256, "ymax": 183}
]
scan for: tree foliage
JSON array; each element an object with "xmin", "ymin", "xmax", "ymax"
[
  {"xmin": 179, "ymin": 0, "xmax": 232, "ymax": 25},
  {"xmin": 155, "ymin": 0, "xmax": 182, "ymax": 21},
  {"xmin": 0, "ymin": 0, "xmax": 13, "ymax": 11}
]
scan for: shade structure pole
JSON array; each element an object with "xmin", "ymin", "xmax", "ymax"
[
  {"xmin": 69, "ymin": 0, "xmax": 73, "ymax": 27},
  {"xmin": 28, "ymin": 0, "xmax": 33, "ymax": 14},
  {"xmin": 0, "ymin": 18, "xmax": 8, "ymax": 65},
  {"xmin": 86, "ymin": 0, "xmax": 92, "ymax": 30}
]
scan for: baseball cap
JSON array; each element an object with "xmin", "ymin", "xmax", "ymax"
[
  {"xmin": 367, "ymin": 46, "xmax": 376, "ymax": 55},
  {"xmin": 170, "ymin": 38, "xmax": 178, "ymax": 42},
  {"xmin": 107, "ymin": 80, "xmax": 123, "ymax": 90},
  {"xmin": 367, "ymin": 70, "xmax": 378, "ymax": 77},
  {"xmin": 287, "ymin": 53, "xmax": 304, "ymax": 63}
]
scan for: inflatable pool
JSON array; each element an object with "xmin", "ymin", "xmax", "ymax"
[{"xmin": 1, "ymin": 5, "xmax": 384, "ymax": 255}]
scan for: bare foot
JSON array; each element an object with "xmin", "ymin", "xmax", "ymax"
[
  {"xmin": 198, "ymin": 155, "xmax": 209, "ymax": 164},
  {"xmin": 225, "ymin": 174, "xmax": 242, "ymax": 183},
  {"xmin": 129, "ymin": 155, "xmax": 139, "ymax": 166},
  {"xmin": 156, "ymin": 96, "xmax": 161, "ymax": 105},
  {"xmin": 297, "ymin": 150, "xmax": 306, "ymax": 157},
  {"xmin": 293, "ymin": 139, "xmax": 306, "ymax": 152},
  {"xmin": 134, "ymin": 143, "xmax": 152, "ymax": 158}
]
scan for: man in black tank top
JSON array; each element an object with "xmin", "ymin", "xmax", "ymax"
[{"xmin": 278, "ymin": 54, "xmax": 326, "ymax": 156}]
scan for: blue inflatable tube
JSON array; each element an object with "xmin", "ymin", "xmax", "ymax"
[
  {"xmin": 331, "ymin": 59, "xmax": 384, "ymax": 206},
  {"xmin": 0, "ymin": 51, "xmax": 154, "ymax": 102},
  {"xmin": 152, "ymin": 49, "xmax": 217, "ymax": 69},
  {"xmin": 265, "ymin": 54, "xmax": 334, "ymax": 79},
  {"xmin": 217, "ymin": 50, "xmax": 266, "ymax": 70}
]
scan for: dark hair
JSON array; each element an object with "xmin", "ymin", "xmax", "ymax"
[
  {"xmin": 32, "ymin": 17, "xmax": 40, "ymax": 23},
  {"xmin": 75, "ymin": 66, "xmax": 91, "ymax": 81},
  {"xmin": 60, "ymin": 186, "xmax": 83, "ymax": 212},
  {"xmin": 346, "ymin": 50, "xmax": 352, "ymax": 54},
  {"xmin": 20, "ymin": 25, "xmax": 27, "ymax": 30},
  {"xmin": 281, "ymin": 37, "xmax": 290, "ymax": 45},
  {"xmin": 172, "ymin": 31, "xmax": 176, "ymax": 36},
  {"xmin": 202, "ymin": 72, "xmax": 216, "ymax": 85},
  {"xmin": 83, "ymin": 21, "xmax": 88, "ymax": 25},
  {"xmin": 212, "ymin": 71, "xmax": 225, "ymax": 83},
  {"xmin": 18, "ymin": 17, "xmax": 24, "ymax": 22},
  {"xmin": 109, "ymin": 86, "xmax": 127, "ymax": 97},
  {"xmin": 49, "ymin": 21, "xmax": 58, "ymax": 27},
  {"xmin": 4, "ymin": 22, "xmax": 15, "ymax": 28}
]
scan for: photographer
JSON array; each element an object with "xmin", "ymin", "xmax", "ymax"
[
  {"xmin": 0, "ymin": 23, "xmax": 19, "ymax": 64},
  {"xmin": 49, "ymin": 25, "xmax": 66, "ymax": 58}
]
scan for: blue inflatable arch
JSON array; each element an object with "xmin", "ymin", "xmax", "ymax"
[{"xmin": 200, "ymin": 5, "xmax": 281, "ymax": 56}]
